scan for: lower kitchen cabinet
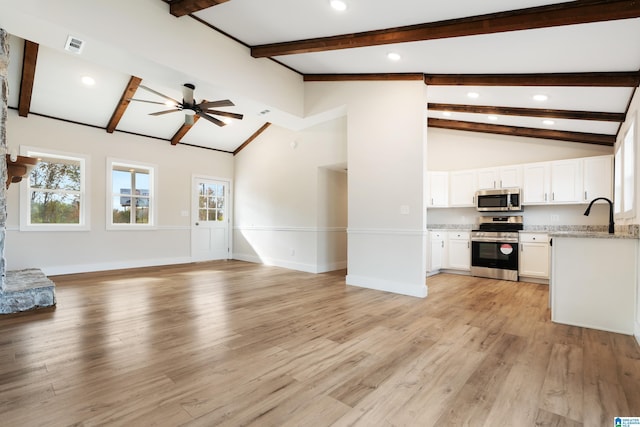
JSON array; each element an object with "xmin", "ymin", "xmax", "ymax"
[
  {"xmin": 428, "ymin": 231, "xmax": 445, "ymax": 275},
  {"xmin": 519, "ymin": 232, "xmax": 550, "ymax": 282},
  {"xmin": 447, "ymin": 231, "xmax": 470, "ymax": 270},
  {"xmin": 427, "ymin": 230, "xmax": 470, "ymax": 276}
]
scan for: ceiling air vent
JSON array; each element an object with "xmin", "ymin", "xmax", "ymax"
[{"xmin": 64, "ymin": 35, "xmax": 85, "ymax": 54}]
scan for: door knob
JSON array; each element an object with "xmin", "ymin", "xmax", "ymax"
[{"xmin": 195, "ymin": 222, "xmax": 199, "ymax": 226}]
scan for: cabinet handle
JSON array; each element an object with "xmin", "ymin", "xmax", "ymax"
[
  {"xmin": 544, "ymin": 193, "xmax": 547, "ymax": 201},
  {"xmin": 500, "ymin": 180, "xmax": 503, "ymax": 188},
  {"xmin": 431, "ymin": 198, "xmax": 434, "ymax": 205},
  {"xmin": 441, "ymin": 241, "xmax": 444, "ymax": 248},
  {"xmin": 552, "ymin": 192, "xmax": 555, "ymax": 201},
  {"xmin": 467, "ymin": 242, "xmax": 469, "ymax": 249},
  {"xmin": 494, "ymin": 181, "xmax": 496, "ymax": 189},
  {"xmin": 584, "ymin": 191, "xmax": 587, "ymax": 200}
]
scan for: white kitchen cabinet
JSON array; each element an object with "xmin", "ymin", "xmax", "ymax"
[
  {"xmin": 427, "ymin": 172, "xmax": 449, "ymax": 207},
  {"xmin": 449, "ymin": 170, "xmax": 476, "ymax": 207},
  {"xmin": 446, "ymin": 231, "xmax": 470, "ymax": 271},
  {"xmin": 477, "ymin": 166, "xmax": 522, "ymax": 190},
  {"xmin": 522, "ymin": 162, "xmax": 551, "ymax": 205},
  {"xmin": 550, "ymin": 159, "xmax": 583, "ymax": 203},
  {"xmin": 582, "ymin": 155, "xmax": 613, "ymax": 202},
  {"xmin": 428, "ymin": 231, "xmax": 445, "ymax": 274},
  {"xmin": 519, "ymin": 233, "xmax": 550, "ymax": 281}
]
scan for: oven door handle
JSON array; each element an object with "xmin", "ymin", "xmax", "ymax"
[{"xmin": 471, "ymin": 237, "xmax": 519, "ymax": 243}]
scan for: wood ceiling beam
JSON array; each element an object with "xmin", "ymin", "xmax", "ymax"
[
  {"xmin": 18, "ymin": 40, "xmax": 38, "ymax": 117},
  {"xmin": 428, "ymin": 103, "xmax": 626, "ymax": 122},
  {"xmin": 169, "ymin": 0, "xmax": 230, "ymax": 17},
  {"xmin": 428, "ymin": 118, "xmax": 615, "ymax": 146},
  {"xmin": 171, "ymin": 116, "xmax": 200, "ymax": 145},
  {"xmin": 304, "ymin": 73, "xmax": 424, "ymax": 82},
  {"xmin": 424, "ymin": 71, "xmax": 640, "ymax": 87},
  {"xmin": 234, "ymin": 122, "xmax": 271, "ymax": 155},
  {"xmin": 107, "ymin": 76, "xmax": 142, "ymax": 134},
  {"xmin": 251, "ymin": 0, "xmax": 640, "ymax": 57}
]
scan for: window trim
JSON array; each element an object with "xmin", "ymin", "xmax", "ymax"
[
  {"xmin": 106, "ymin": 158, "xmax": 157, "ymax": 230},
  {"xmin": 19, "ymin": 146, "xmax": 90, "ymax": 232},
  {"xmin": 614, "ymin": 116, "xmax": 637, "ymax": 220}
]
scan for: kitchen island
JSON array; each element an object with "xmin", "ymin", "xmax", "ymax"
[{"xmin": 550, "ymin": 231, "xmax": 638, "ymax": 335}]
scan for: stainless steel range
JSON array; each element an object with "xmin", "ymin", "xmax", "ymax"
[{"xmin": 470, "ymin": 216, "xmax": 523, "ymax": 282}]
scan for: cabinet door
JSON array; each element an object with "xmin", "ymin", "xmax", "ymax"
[
  {"xmin": 449, "ymin": 170, "xmax": 476, "ymax": 207},
  {"xmin": 519, "ymin": 233, "xmax": 549, "ymax": 279},
  {"xmin": 551, "ymin": 159, "xmax": 582, "ymax": 203},
  {"xmin": 447, "ymin": 234, "xmax": 470, "ymax": 270},
  {"xmin": 499, "ymin": 165, "xmax": 523, "ymax": 189},
  {"xmin": 477, "ymin": 168, "xmax": 498, "ymax": 190},
  {"xmin": 522, "ymin": 162, "xmax": 550, "ymax": 204},
  {"xmin": 429, "ymin": 237, "xmax": 444, "ymax": 271},
  {"xmin": 428, "ymin": 172, "xmax": 449, "ymax": 207},
  {"xmin": 583, "ymin": 155, "xmax": 613, "ymax": 202}
]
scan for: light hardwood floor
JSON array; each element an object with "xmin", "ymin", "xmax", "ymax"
[{"xmin": 0, "ymin": 260, "xmax": 638, "ymax": 426}]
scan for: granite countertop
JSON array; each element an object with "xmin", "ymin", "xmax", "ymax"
[
  {"xmin": 426, "ymin": 224, "xmax": 640, "ymax": 239},
  {"xmin": 548, "ymin": 230, "xmax": 639, "ymax": 239}
]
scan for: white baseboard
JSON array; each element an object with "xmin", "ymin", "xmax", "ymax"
[
  {"xmin": 635, "ymin": 321, "xmax": 640, "ymax": 348},
  {"xmin": 346, "ymin": 274, "xmax": 427, "ymax": 298},
  {"xmin": 35, "ymin": 256, "xmax": 194, "ymax": 276},
  {"xmin": 232, "ymin": 253, "xmax": 316, "ymax": 273}
]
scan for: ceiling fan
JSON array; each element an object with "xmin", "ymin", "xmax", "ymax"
[{"xmin": 130, "ymin": 83, "xmax": 243, "ymax": 126}]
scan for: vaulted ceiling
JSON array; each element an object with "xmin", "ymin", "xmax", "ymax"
[{"xmin": 7, "ymin": 0, "xmax": 640, "ymax": 151}]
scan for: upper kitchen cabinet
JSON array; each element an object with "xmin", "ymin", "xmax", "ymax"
[
  {"xmin": 477, "ymin": 166, "xmax": 522, "ymax": 190},
  {"xmin": 550, "ymin": 159, "xmax": 583, "ymax": 203},
  {"xmin": 427, "ymin": 171, "xmax": 449, "ymax": 207},
  {"xmin": 522, "ymin": 162, "xmax": 551, "ymax": 205},
  {"xmin": 449, "ymin": 170, "xmax": 476, "ymax": 207},
  {"xmin": 583, "ymin": 155, "xmax": 613, "ymax": 202}
]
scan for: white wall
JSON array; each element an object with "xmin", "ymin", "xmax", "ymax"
[
  {"xmin": 233, "ymin": 117, "xmax": 348, "ymax": 273},
  {"xmin": 428, "ymin": 127, "xmax": 612, "ymax": 171},
  {"xmin": 306, "ymin": 81, "xmax": 428, "ymax": 297},
  {"xmin": 5, "ymin": 111, "xmax": 234, "ymax": 275}
]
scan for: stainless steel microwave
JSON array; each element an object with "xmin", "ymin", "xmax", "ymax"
[{"xmin": 475, "ymin": 188, "xmax": 522, "ymax": 212}]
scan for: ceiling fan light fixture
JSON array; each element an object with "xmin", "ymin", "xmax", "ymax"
[
  {"xmin": 330, "ymin": 0, "xmax": 347, "ymax": 11},
  {"xmin": 184, "ymin": 109, "xmax": 196, "ymax": 116}
]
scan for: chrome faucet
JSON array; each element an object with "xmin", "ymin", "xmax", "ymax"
[{"xmin": 583, "ymin": 197, "xmax": 614, "ymax": 234}]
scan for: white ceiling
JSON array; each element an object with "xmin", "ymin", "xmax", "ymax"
[{"xmin": 5, "ymin": 0, "xmax": 640, "ymax": 152}]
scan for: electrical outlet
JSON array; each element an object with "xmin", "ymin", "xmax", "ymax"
[
  {"xmin": 290, "ymin": 248, "xmax": 295, "ymax": 256},
  {"xmin": 550, "ymin": 214, "xmax": 560, "ymax": 222}
]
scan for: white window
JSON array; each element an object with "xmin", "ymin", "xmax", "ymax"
[
  {"xmin": 107, "ymin": 159, "xmax": 156, "ymax": 229},
  {"xmin": 614, "ymin": 119, "xmax": 636, "ymax": 218},
  {"xmin": 20, "ymin": 147, "xmax": 89, "ymax": 231}
]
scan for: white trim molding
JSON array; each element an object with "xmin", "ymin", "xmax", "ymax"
[{"xmin": 346, "ymin": 274, "xmax": 427, "ymax": 298}]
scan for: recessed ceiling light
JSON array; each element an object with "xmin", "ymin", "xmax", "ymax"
[
  {"xmin": 442, "ymin": 111, "xmax": 452, "ymax": 117},
  {"xmin": 330, "ymin": 0, "xmax": 347, "ymax": 11},
  {"xmin": 543, "ymin": 119, "xmax": 555, "ymax": 125},
  {"xmin": 387, "ymin": 52, "xmax": 401, "ymax": 61},
  {"xmin": 533, "ymin": 94, "xmax": 548, "ymax": 102},
  {"xmin": 81, "ymin": 76, "xmax": 95, "ymax": 86},
  {"xmin": 467, "ymin": 92, "xmax": 479, "ymax": 99},
  {"xmin": 488, "ymin": 115, "xmax": 498, "ymax": 121}
]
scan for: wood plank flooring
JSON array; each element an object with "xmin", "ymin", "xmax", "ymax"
[{"xmin": 0, "ymin": 260, "xmax": 638, "ymax": 426}]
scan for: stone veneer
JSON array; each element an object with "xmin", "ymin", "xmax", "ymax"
[{"xmin": 0, "ymin": 28, "xmax": 56, "ymax": 314}]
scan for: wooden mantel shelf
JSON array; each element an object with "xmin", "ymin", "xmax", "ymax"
[{"xmin": 6, "ymin": 154, "xmax": 38, "ymax": 188}]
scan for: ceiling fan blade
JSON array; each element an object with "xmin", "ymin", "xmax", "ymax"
[
  {"xmin": 149, "ymin": 109, "xmax": 182, "ymax": 116},
  {"xmin": 197, "ymin": 111, "xmax": 226, "ymax": 127},
  {"xmin": 183, "ymin": 83, "xmax": 195, "ymax": 105},
  {"xmin": 128, "ymin": 98, "xmax": 169, "ymax": 106},
  {"xmin": 205, "ymin": 110, "xmax": 244, "ymax": 120},
  {"xmin": 138, "ymin": 85, "xmax": 181, "ymax": 105},
  {"xmin": 198, "ymin": 100, "xmax": 234, "ymax": 109}
]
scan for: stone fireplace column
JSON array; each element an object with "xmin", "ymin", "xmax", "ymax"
[
  {"xmin": 0, "ymin": 28, "xmax": 9, "ymax": 289},
  {"xmin": 0, "ymin": 29, "xmax": 56, "ymax": 314}
]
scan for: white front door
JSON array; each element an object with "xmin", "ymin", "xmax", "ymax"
[{"xmin": 191, "ymin": 177, "xmax": 230, "ymax": 261}]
